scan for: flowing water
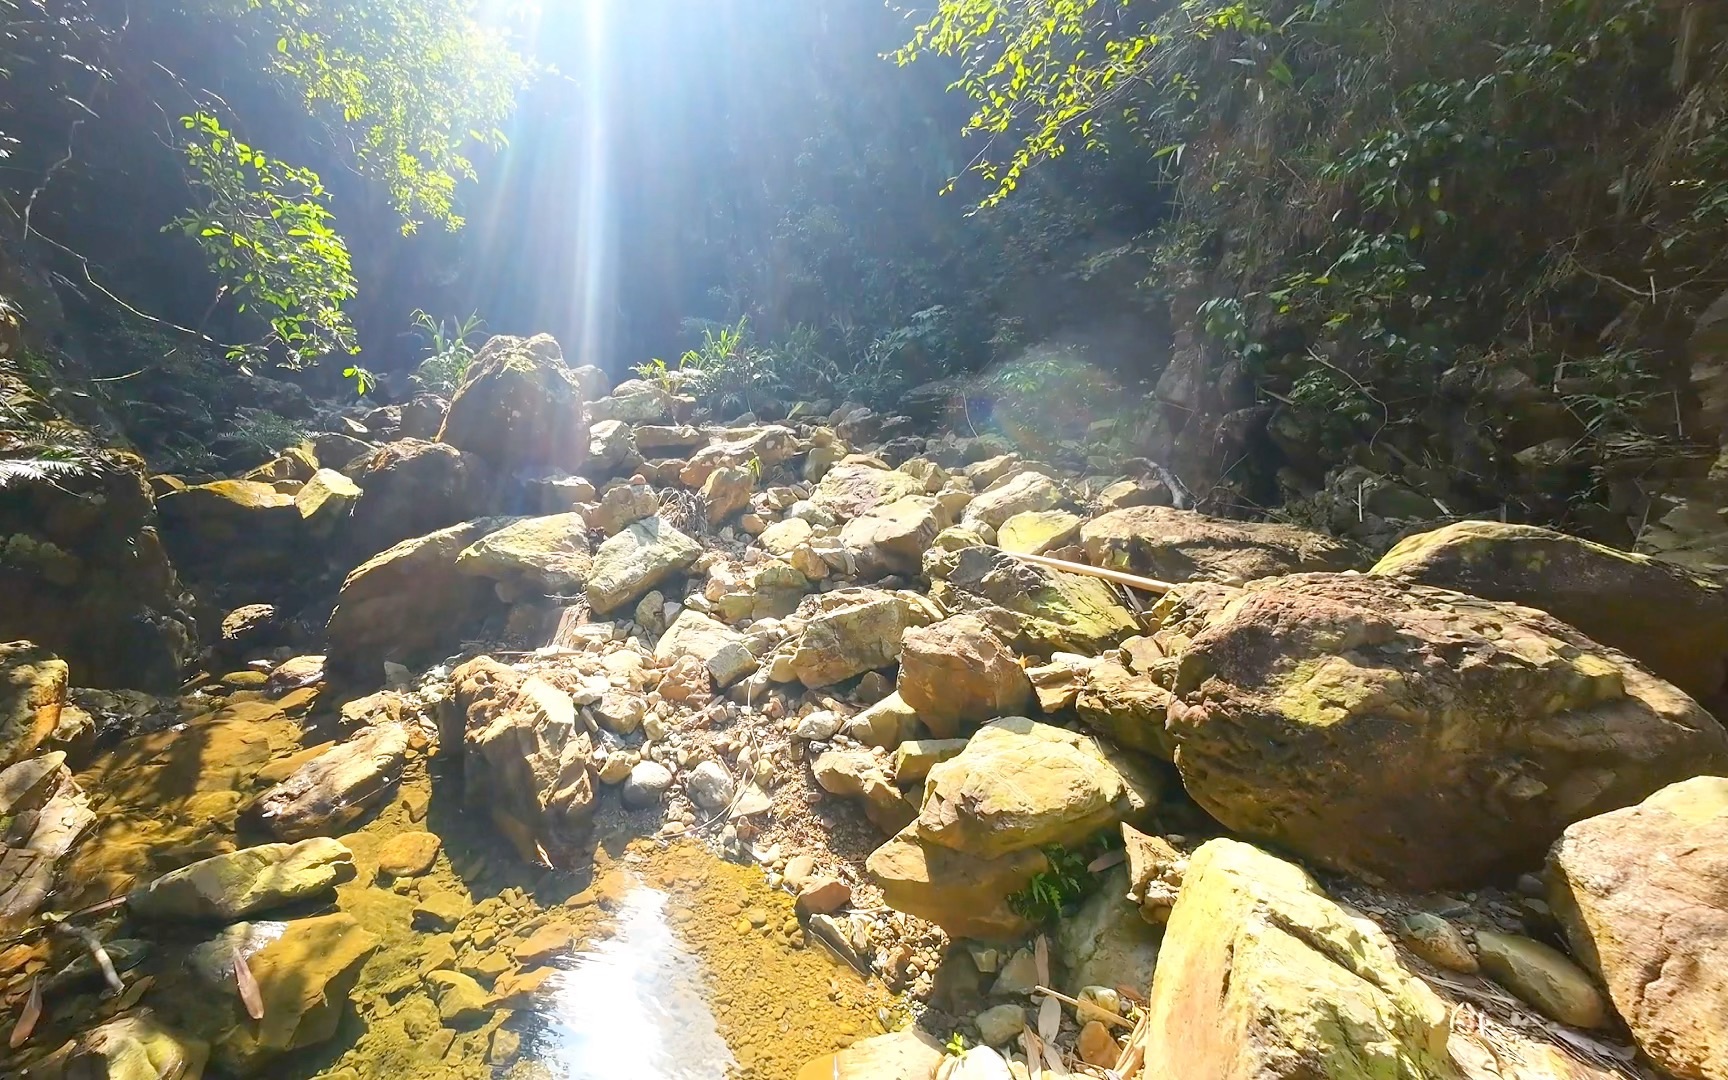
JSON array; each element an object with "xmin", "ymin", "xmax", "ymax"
[{"xmin": 5, "ymin": 688, "xmax": 901, "ymax": 1078}]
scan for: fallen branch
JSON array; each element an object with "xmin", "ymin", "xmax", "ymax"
[
  {"xmin": 997, "ymin": 550, "xmax": 1182, "ymax": 596},
  {"xmin": 1030, "ymin": 985, "xmax": 1137, "ymax": 1030}
]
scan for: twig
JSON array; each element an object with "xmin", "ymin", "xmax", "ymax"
[
  {"xmin": 21, "ymin": 117, "xmax": 84, "ymax": 241},
  {"xmin": 1030, "ymin": 985, "xmax": 1136, "ymax": 1030},
  {"xmin": 998, "ymin": 549, "xmax": 1183, "ymax": 595}
]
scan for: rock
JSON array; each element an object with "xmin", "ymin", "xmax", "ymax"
[
  {"xmin": 414, "ymin": 892, "xmax": 469, "ymax": 932},
  {"xmin": 928, "ymin": 546, "xmax": 1137, "ymax": 656},
  {"xmin": 514, "ymin": 923, "xmax": 576, "ymax": 964},
  {"xmin": 377, "ymin": 831, "xmax": 442, "ymax": 877},
  {"xmin": 991, "ymin": 947, "xmax": 1039, "ymax": 995},
  {"xmin": 866, "ymin": 826, "xmax": 1046, "ymax": 939},
  {"xmin": 246, "ymin": 723, "xmax": 408, "ymax": 840},
  {"xmin": 839, "ymin": 495, "xmax": 953, "ymax": 575},
  {"xmin": 795, "ymin": 709, "xmax": 843, "ymax": 741},
  {"xmin": 34, "ymin": 1011, "xmax": 209, "ymax": 1080},
  {"xmin": 437, "ymin": 333, "xmax": 588, "ymax": 475},
  {"xmin": 455, "ymin": 513, "xmax": 593, "ymax": 597},
  {"xmin": 589, "ymin": 379, "xmax": 676, "ymax": 424},
  {"xmin": 975, "ymin": 1003, "xmax": 1026, "ymax": 1046},
  {"xmin": 531, "ymin": 474, "xmax": 599, "ymax": 514},
  {"xmin": 0, "ymin": 750, "xmax": 66, "ymax": 816},
  {"xmin": 1373, "ymin": 520, "xmax": 1728, "ymax": 706},
  {"xmin": 1080, "ymin": 506, "xmax": 1364, "ymax": 584},
  {"xmin": 592, "ymin": 690, "xmax": 646, "ymax": 734},
  {"xmin": 1098, "ymin": 477, "xmax": 1173, "ymax": 513},
  {"xmin": 587, "ymin": 419, "xmax": 638, "ymax": 475},
  {"xmin": 1142, "ymin": 838, "xmax": 1457, "ymax": 1080},
  {"xmin": 655, "ymin": 610, "xmax": 758, "ymax": 687},
  {"xmin": 1122, "ymin": 824, "xmax": 1185, "ymax": 924},
  {"xmin": 623, "ymin": 761, "xmax": 673, "ymax": 809},
  {"xmin": 453, "ymin": 663, "xmax": 594, "ymax": 863},
  {"xmin": 129, "ymin": 837, "xmax": 356, "ymax": 921},
  {"xmin": 1166, "ymin": 572, "xmax": 1728, "ymax": 889},
  {"xmin": 686, "ymin": 760, "xmax": 736, "ymax": 812},
  {"xmin": 1400, "ymin": 912, "xmax": 1478, "ymax": 974},
  {"xmin": 918, "ymin": 718, "xmax": 1157, "ymax": 860},
  {"xmin": 896, "ymin": 615, "xmax": 1032, "ymax": 739},
  {"xmin": 635, "ymin": 424, "xmax": 706, "ymax": 452},
  {"xmin": 847, "ymin": 692, "xmax": 922, "ymax": 749},
  {"xmin": 217, "ymin": 913, "xmax": 379, "ymax": 1071},
  {"xmin": 589, "ymin": 481, "xmax": 659, "ymax": 535},
  {"xmin": 325, "ymin": 517, "xmax": 508, "ymax": 685},
  {"xmin": 1474, "ymin": 931, "xmax": 1608, "ymax": 1029},
  {"xmin": 1053, "ymin": 866, "xmax": 1161, "ymax": 993},
  {"xmin": 1077, "ymin": 1021, "xmax": 1121, "ymax": 1070},
  {"xmin": 1, "ymin": 641, "xmax": 66, "ymax": 768},
  {"xmin": 586, "ymin": 517, "xmax": 702, "ymax": 614},
  {"xmin": 759, "ymin": 517, "xmax": 814, "ymax": 557},
  {"xmin": 0, "ymin": 448, "xmax": 197, "ymax": 690},
  {"xmin": 294, "ymin": 467, "xmax": 362, "ymax": 536},
  {"xmin": 794, "ymin": 1029, "xmax": 946, "ymax": 1080},
  {"xmin": 893, "ymin": 738, "xmax": 968, "ymax": 783},
  {"xmin": 702, "ymin": 465, "xmax": 756, "ymax": 525},
  {"xmin": 939, "ymin": 1045, "xmax": 1014, "ymax": 1080},
  {"xmin": 996, "ymin": 509, "xmax": 1083, "ymax": 555},
  {"xmin": 345, "ymin": 439, "xmax": 489, "ymax": 560},
  {"xmin": 426, "ymin": 967, "xmax": 494, "ymax": 1029},
  {"xmin": 157, "ymin": 478, "xmax": 308, "ymax": 590},
  {"xmin": 1548, "ymin": 776, "xmax": 1728, "ymax": 1073},
  {"xmin": 795, "ymin": 878, "xmax": 852, "ymax": 918},
  {"xmin": 788, "ymin": 589, "xmax": 929, "ymax": 688},
  {"xmin": 680, "ymin": 426, "xmax": 798, "ymax": 488},
  {"xmin": 962, "ymin": 470, "xmax": 1065, "ymax": 531},
  {"xmin": 809, "ymin": 462, "xmax": 925, "ymax": 521}
]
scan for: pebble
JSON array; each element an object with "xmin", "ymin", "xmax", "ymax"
[
  {"xmin": 1399, "ymin": 912, "xmax": 1478, "ymax": 974},
  {"xmin": 974, "ymin": 1003, "xmax": 1026, "ymax": 1046},
  {"xmin": 1077, "ymin": 1021, "xmax": 1121, "ymax": 1069},
  {"xmin": 377, "ymin": 831, "xmax": 443, "ymax": 878}
]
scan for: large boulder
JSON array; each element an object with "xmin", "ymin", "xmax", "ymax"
[
  {"xmin": 455, "ymin": 512, "xmax": 593, "ymax": 599},
  {"xmin": 1142, "ymin": 839, "xmax": 1457, "ymax": 1080},
  {"xmin": 245, "ymin": 723, "xmax": 408, "ymax": 840},
  {"xmin": 896, "ymin": 615, "xmax": 1032, "ymax": 739},
  {"xmin": 128, "ymin": 837, "xmax": 355, "ymax": 921},
  {"xmin": 809, "ymin": 461, "xmax": 925, "ymax": 521},
  {"xmin": 345, "ymin": 438, "xmax": 489, "ymax": 560},
  {"xmin": 928, "ymin": 545, "xmax": 1137, "ymax": 656},
  {"xmin": 1167, "ymin": 572, "xmax": 1728, "ymax": 889},
  {"xmin": 916, "ymin": 718, "xmax": 1157, "ymax": 860},
  {"xmin": 840, "ymin": 495, "xmax": 954, "ymax": 576},
  {"xmin": 324, "ymin": 518, "xmax": 510, "ymax": 685},
  {"xmin": 1, "ymin": 640, "xmax": 67, "ymax": 768},
  {"xmin": 451, "ymin": 659, "xmax": 595, "ymax": 863},
  {"xmin": 1373, "ymin": 520, "xmax": 1728, "ymax": 706},
  {"xmin": 1548, "ymin": 776, "xmax": 1728, "ymax": 1079},
  {"xmin": 787, "ymin": 589, "xmax": 932, "ymax": 688},
  {"xmin": 214, "ymin": 913, "xmax": 379, "ymax": 1073},
  {"xmin": 962, "ymin": 469, "xmax": 1065, "ymax": 531},
  {"xmin": 1075, "ymin": 658, "xmax": 1177, "ymax": 761},
  {"xmin": 585, "ymin": 516, "xmax": 702, "ymax": 614},
  {"xmin": 865, "ymin": 826, "xmax": 1047, "ymax": 940},
  {"xmin": 437, "ymin": 333, "xmax": 589, "ymax": 476},
  {"xmin": 0, "ymin": 450, "xmax": 195, "ymax": 690},
  {"xmin": 654, "ymin": 610, "xmax": 757, "ymax": 688},
  {"xmin": 1053, "ymin": 865, "xmax": 1162, "ymax": 994},
  {"xmin": 680, "ymin": 425, "xmax": 798, "ymax": 488},
  {"xmin": 1080, "ymin": 506, "xmax": 1365, "ymax": 585},
  {"xmin": 157, "ymin": 478, "xmax": 307, "ymax": 592}
]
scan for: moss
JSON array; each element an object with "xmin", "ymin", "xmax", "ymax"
[{"xmin": 0, "ymin": 532, "xmax": 82, "ymax": 585}]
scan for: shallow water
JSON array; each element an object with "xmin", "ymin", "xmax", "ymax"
[{"xmin": 9, "ymin": 692, "xmax": 901, "ymax": 1079}]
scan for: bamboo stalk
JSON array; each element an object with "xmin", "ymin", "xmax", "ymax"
[
  {"xmin": 1030, "ymin": 985, "xmax": 1137, "ymax": 1030},
  {"xmin": 998, "ymin": 550, "xmax": 1183, "ymax": 596}
]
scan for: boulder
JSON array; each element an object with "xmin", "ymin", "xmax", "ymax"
[
  {"xmin": 376, "ymin": 831, "xmax": 441, "ymax": 877},
  {"xmin": 788, "ymin": 589, "xmax": 930, "ymax": 688},
  {"xmin": 928, "ymin": 546, "xmax": 1137, "ymax": 656},
  {"xmin": 758, "ymin": 518, "xmax": 814, "ymax": 557},
  {"xmin": 345, "ymin": 438, "xmax": 489, "ymax": 560},
  {"xmin": 586, "ymin": 419, "xmax": 638, "ymax": 475},
  {"xmin": 33, "ymin": 1011, "xmax": 209, "ymax": 1080},
  {"xmin": 1474, "ymin": 930, "xmax": 1608, "ymax": 1029},
  {"xmin": 654, "ymin": 610, "xmax": 757, "ymax": 688},
  {"xmin": 681, "ymin": 426, "xmax": 798, "ymax": 488},
  {"xmin": 586, "ymin": 516, "xmax": 702, "ymax": 614},
  {"xmin": 623, "ymin": 760, "xmax": 673, "ymax": 808},
  {"xmin": 589, "ymin": 481, "xmax": 659, "ymax": 536},
  {"xmin": 809, "ymin": 462, "xmax": 925, "ymax": 521},
  {"xmin": 701, "ymin": 464, "xmax": 755, "ymax": 525},
  {"xmin": 1053, "ymin": 866, "xmax": 1161, "ymax": 994},
  {"xmin": 1, "ymin": 640, "xmax": 66, "ymax": 768},
  {"xmin": 1167, "ymin": 572, "xmax": 1728, "ymax": 889},
  {"xmin": 917, "ymin": 718, "xmax": 1157, "ymax": 860},
  {"xmin": 215, "ymin": 913, "xmax": 379, "ymax": 1072},
  {"xmin": 962, "ymin": 470, "xmax": 1065, "ymax": 531},
  {"xmin": 1373, "ymin": 520, "xmax": 1728, "ymax": 706},
  {"xmin": 794, "ymin": 1029, "xmax": 946, "ymax": 1080},
  {"xmin": 1075, "ymin": 659, "xmax": 1176, "ymax": 761},
  {"xmin": 839, "ymin": 495, "xmax": 953, "ymax": 575},
  {"xmin": 866, "ymin": 825, "xmax": 1047, "ymax": 939},
  {"xmin": 455, "ymin": 512, "xmax": 593, "ymax": 598},
  {"xmin": 847, "ymin": 692, "xmax": 922, "ymax": 749},
  {"xmin": 1549, "ymin": 776, "xmax": 1728, "ymax": 1076},
  {"xmin": 0, "ymin": 450, "xmax": 196, "ymax": 690},
  {"xmin": 997, "ymin": 509, "xmax": 1083, "ymax": 555},
  {"xmin": 588, "ymin": 379, "xmax": 675, "ymax": 424},
  {"xmin": 1141, "ymin": 839, "xmax": 1457, "ymax": 1080},
  {"xmin": 1080, "ymin": 506, "xmax": 1364, "ymax": 585},
  {"xmin": 813, "ymin": 748, "xmax": 917, "ymax": 834},
  {"xmin": 325, "ymin": 518, "xmax": 509, "ymax": 685},
  {"xmin": 245, "ymin": 723, "xmax": 408, "ymax": 840},
  {"xmin": 156, "ymin": 478, "xmax": 306, "ymax": 589},
  {"xmin": 453, "ymin": 661, "xmax": 594, "ymax": 862},
  {"xmin": 896, "ymin": 616, "xmax": 1032, "ymax": 739},
  {"xmin": 437, "ymin": 333, "xmax": 588, "ymax": 476},
  {"xmin": 128, "ymin": 837, "xmax": 356, "ymax": 921},
  {"xmin": 293, "ymin": 467, "xmax": 361, "ymax": 537}
]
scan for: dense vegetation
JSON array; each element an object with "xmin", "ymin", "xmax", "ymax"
[{"xmin": 4, "ymin": 0, "xmax": 1727, "ymax": 540}]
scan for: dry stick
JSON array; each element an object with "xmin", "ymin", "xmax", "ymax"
[
  {"xmin": 997, "ymin": 550, "xmax": 1182, "ymax": 596},
  {"xmin": 1029, "ymin": 985, "xmax": 1137, "ymax": 1030}
]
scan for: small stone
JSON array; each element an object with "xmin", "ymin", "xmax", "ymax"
[
  {"xmin": 514, "ymin": 924, "xmax": 576, "ymax": 965},
  {"xmin": 427, "ymin": 969, "xmax": 491, "ymax": 1028},
  {"xmin": 795, "ymin": 710, "xmax": 843, "ymax": 741},
  {"xmin": 414, "ymin": 893, "xmax": 470, "ymax": 932},
  {"xmin": 1076, "ymin": 985, "xmax": 1122, "ymax": 1023},
  {"xmin": 783, "ymin": 854, "xmax": 817, "ymax": 891},
  {"xmin": 794, "ymin": 878, "xmax": 852, "ymax": 918},
  {"xmin": 1077, "ymin": 1021, "xmax": 1120, "ymax": 1069},
  {"xmin": 1400, "ymin": 912, "xmax": 1478, "ymax": 974},
  {"xmin": 487, "ymin": 1027, "xmax": 522, "ymax": 1067},
  {"xmin": 686, "ymin": 760, "xmax": 736, "ymax": 812},
  {"xmin": 974, "ymin": 1003, "xmax": 1026, "ymax": 1046},
  {"xmin": 1475, "ymin": 930, "xmax": 1609, "ymax": 1029},
  {"xmin": 991, "ymin": 948, "xmax": 1038, "ymax": 996},
  {"xmin": 377, "ymin": 832, "xmax": 442, "ymax": 878},
  {"xmin": 597, "ymin": 754, "xmax": 633, "ymax": 784},
  {"xmin": 623, "ymin": 761, "xmax": 673, "ymax": 809}
]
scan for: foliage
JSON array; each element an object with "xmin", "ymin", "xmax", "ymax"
[
  {"xmin": 221, "ymin": 407, "xmax": 309, "ymax": 460},
  {"xmin": 0, "ymin": 355, "xmax": 103, "ymax": 491},
  {"xmin": 171, "ymin": 113, "xmax": 358, "ymax": 369},
  {"xmin": 1005, "ymin": 834, "xmax": 1117, "ymax": 925},
  {"xmin": 409, "ymin": 310, "xmax": 486, "ymax": 393}
]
